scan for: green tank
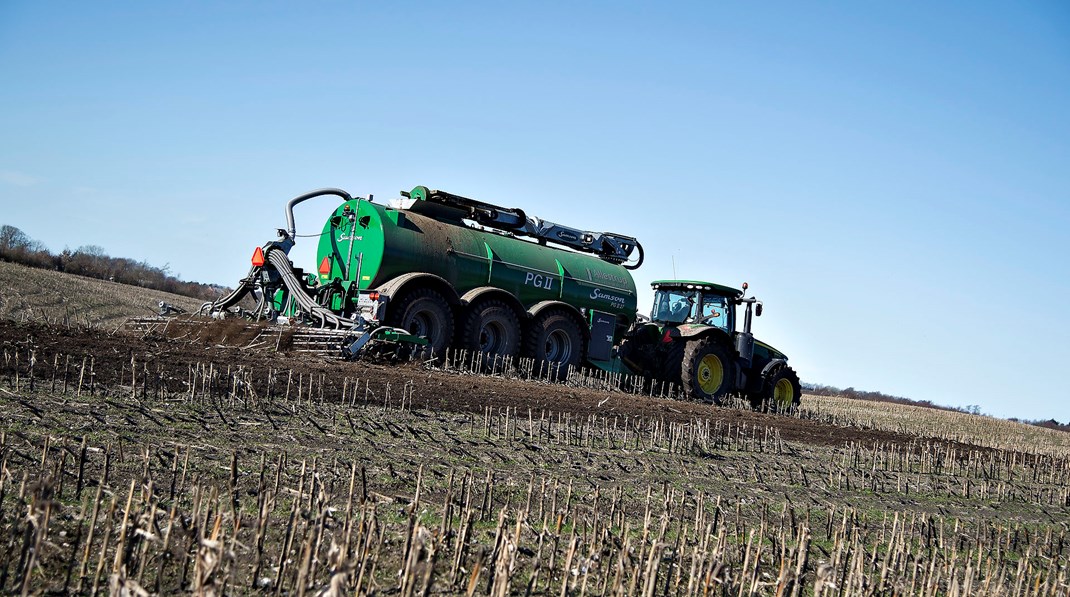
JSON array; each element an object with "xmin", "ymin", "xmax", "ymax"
[
  {"xmin": 307, "ymin": 188, "xmax": 639, "ymax": 365},
  {"xmin": 314, "ymin": 195, "xmax": 637, "ymax": 318}
]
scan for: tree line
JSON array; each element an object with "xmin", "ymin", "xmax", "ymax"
[
  {"xmin": 802, "ymin": 382, "xmax": 1068, "ymax": 432},
  {"xmin": 0, "ymin": 224, "xmax": 223, "ymax": 301}
]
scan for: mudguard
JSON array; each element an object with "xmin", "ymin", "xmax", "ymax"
[
  {"xmin": 375, "ymin": 272, "xmax": 460, "ymax": 305},
  {"xmin": 666, "ymin": 324, "xmax": 733, "ymax": 346},
  {"xmin": 760, "ymin": 358, "xmax": 789, "ymax": 377},
  {"xmin": 459, "ymin": 286, "xmax": 526, "ymax": 318},
  {"xmin": 527, "ymin": 300, "xmax": 588, "ymax": 339}
]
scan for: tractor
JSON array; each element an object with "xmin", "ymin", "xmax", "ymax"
[{"xmin": 619, "ymin": 280, "xmax": 801, "ymax": 410}]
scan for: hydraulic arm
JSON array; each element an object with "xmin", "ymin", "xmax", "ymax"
[{"xmin": 404, "ymin": 187, "xmax": 644, "ymax": 269}]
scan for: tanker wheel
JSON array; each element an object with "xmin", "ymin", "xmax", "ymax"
[
  {"xmin": 680, "ymin": 338, "xmax": 735, "ymax": 403},
  {"xmin": 523, "ymin": 310, "xmax": 585, "ymax": 381},
  {"xmin": 459, "ymin": 299, "xmax": 521, "ymax": 360},
  {"xmin": 385, "ymin": 288, "xmax": 454, "ymax": 358},
  {"xmin": 755, "ymin": 366, "xmax": 801, "ymax": 413}
]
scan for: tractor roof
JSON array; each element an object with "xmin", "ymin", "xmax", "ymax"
[{"xmin": 651, "ymin": 280, "xmax": 743, "ymax": 298}]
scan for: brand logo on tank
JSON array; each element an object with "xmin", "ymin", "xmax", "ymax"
[
  {"xmin": 590, "ymin": 288, "xmax": 626, "ymax": 306},
  {"xmin": 585, "ymin": 267, "xmax": 627, "ymax": 286}
]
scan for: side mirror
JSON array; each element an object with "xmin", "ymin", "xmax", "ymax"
[{"xmin": 755, "ymin": 303, "xmax": 763, "ymax": 317}]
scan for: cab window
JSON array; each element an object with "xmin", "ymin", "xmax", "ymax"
[
  {"xmin": 652, "ymin": 290, "xmax": 695, "ymax": 324},
  {"xmin": 700, "ymin": 294, "xmax": 730, "ymax": 330}
]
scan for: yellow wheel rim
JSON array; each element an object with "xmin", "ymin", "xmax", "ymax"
[
  {"xmin": 697, "ymin": 354, "xmax": 724, "ymax": 394},
  {"xmin": 773, "ymin": 378, "xmax": 794, "ymax": 407}
]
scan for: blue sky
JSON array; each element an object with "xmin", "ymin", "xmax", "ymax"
[{"xmin": 2, "ymin": 2, "xmax": 1068, "ymax": 420}]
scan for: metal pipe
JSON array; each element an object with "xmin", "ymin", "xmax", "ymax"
[
  {"xmin": 344, "ymin": 211, "xmax": 357, "ymax": 279},
  {"xmin": 285, "ymin": 188, "xmax": 352, "ymax": 239},
  {"xmin": 353, "ymin": 252, "xmax": 363, "ymax": 289}
]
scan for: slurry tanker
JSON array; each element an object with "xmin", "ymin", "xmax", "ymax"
[{"xmin": 205, "ymin": 186, "xmax": 801, "ymax": 409}]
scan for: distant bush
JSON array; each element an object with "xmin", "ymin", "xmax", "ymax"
[
  {"xmin": 0, "ymin": 224, "xmax": 224, "ymax": 301},
  {"xmin": 801, "ymin": 382, "xmax": 943, "ymax": 408},
  {"xmin": 1008, "ymin": 418, "xmax": 1070, "ymax": 433},
  {"xmin": 803, "ymin": 381, "xmax": 1068, "ymax": 434}
]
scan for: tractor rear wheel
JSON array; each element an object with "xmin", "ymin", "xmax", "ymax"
[
  {"xmin": 523, "ymin": 310, "xmax": 584, "ymax": 381},
  {"xmin": 755, "ymin": 366, "xmax": 801, "ymax": 412},
  {"xmin": 680, "ymin": 338, "xmax": 735, "ymax": 403},
  {"xmin": 385, "ymin": 288, "xmax": 454, "ymax": 358},
  {"xmin": 459, "ymin": 299, "xmax": 521, "ymax": 360}
]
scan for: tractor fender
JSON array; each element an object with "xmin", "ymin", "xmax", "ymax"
[
  {"xmin": 760, "ymin": 358, "xmax": 789, "ymax": 378},
  {"xmin": 670, "ymin": 325, "xmax": 734, "ymax": 346},
  {"xmin": 375, "ymin": 272, "xmax": 461, "ymax": 306},
  {"xmin": 459, "ymin": 287, "xmax": 526, "ymax": 319},
  {"xmin": 526, "ymin": 300, "xmax": 589, "ymax": 339}
]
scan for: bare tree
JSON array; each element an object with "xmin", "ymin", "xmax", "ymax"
[{"xmin": 0, "ymin": 225, "xmax": 30, "ymax": 252}]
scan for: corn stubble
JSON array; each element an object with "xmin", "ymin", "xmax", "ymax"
[{"xmin": 0, "ymin": 345, "xmax": 1067, "ymax": 595}]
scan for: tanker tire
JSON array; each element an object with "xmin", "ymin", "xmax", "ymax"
[
  {"xmin": 459, "ymin": 300, "xmax": 522, "ymax": 361},
  {"xmin": 523, "ymin": 310, "xmax": 585, "ymax": 381},
  {"xmin": 754, "ymin": 366, "xmax": 801, "ymax": 413},
  {"xmin": 680, "ymin": 338, "xmax": 735, "ymax": 403},
  {"xmin": 385, "ymin": 288, "xmax": 454, "ymax": 359}
]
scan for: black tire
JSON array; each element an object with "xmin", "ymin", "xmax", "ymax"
[
  {"xmin": 626, "ymin": 339, "xmax": 683, "ymax": 396},
  {"xmin": 459, "ymin": 299, "xmax": 522, "ymax": 358},
  {"xmin": 523, "ymin": 310, "xmax": 585, "ymax": 381},
  {"xmin": 660, "ymin": 340, "xmax": 685, "ymax": 387},
  {"xmin": 385, "ymin": 288, "xmax": 454, "ymax": 358},
  {"xmin": 680, "ymin": 338, "xmax": 736, "ymax": 403},
  {"xmin": 755, "ymin": 366, "xmax": 801, "ymax": 413}
]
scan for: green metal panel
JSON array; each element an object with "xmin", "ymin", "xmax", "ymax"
[
  {"xmin": 316, "ymin": 197, "xmax": 638, "ymax": 320},
  {"xmin": 753, "ymin": 339, "xmax": 787, "ymax": 362}
]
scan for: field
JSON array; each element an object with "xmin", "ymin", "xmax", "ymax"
[
  {"xmin": 0, "ymin": 260, "xmax": 206, "ymax": 327},
  {"xmin": 0, "ymin": 315, "xmax": 1067, "ymax": 596}
]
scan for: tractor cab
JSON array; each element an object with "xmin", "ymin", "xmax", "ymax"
[{"xmin": 650, "ymin": 280, "xmax": 742, "ymax": 332}]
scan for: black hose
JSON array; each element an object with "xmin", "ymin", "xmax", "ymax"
[
  {"xmin": 285, "ymin": 188, "xmax": 352, "ymax": 239},
  {"xmin": 200, "ymin": 265, "xmax": 262, "ymax": 314},
  {"xmin": 624, "ymin": 241, "xmax": 645, "ymax": 270},
  {"xmin": 266, "ymin": 248, "xmax": 357, "ymax": 329},
  {"xmin": 252, "ymin": 290, "xmax": 266, "ymax": 322}
]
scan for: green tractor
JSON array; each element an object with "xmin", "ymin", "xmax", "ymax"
[{"xmin": 620, "ymin": 280, "xmax": 801, "ymax": 410}]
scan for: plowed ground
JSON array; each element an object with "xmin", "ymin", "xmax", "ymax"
[
  {"xmin": 2, "ymin": 319, "xmax": 915, "ymax": 449},
  {"xmin": 1, "ymin": 318, "xmax": 1067, "ymax": 595}
]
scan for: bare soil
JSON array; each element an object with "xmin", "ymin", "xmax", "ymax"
[
  {"xmin": 2, "ymin": 318, "xmax": 925, "ymax": 450},
  {"xmin": 2, "ymin": 318, "xmax": 1066, "ymax": 595}
]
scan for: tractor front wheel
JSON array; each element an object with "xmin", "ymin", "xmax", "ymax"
[
  {"xmin": 681, "ymin": 339, "xmax": 735, "ymax": 403},
  {"xmin": 754, "ymin": 366, "xmax": 801, "ymax": 412}
]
